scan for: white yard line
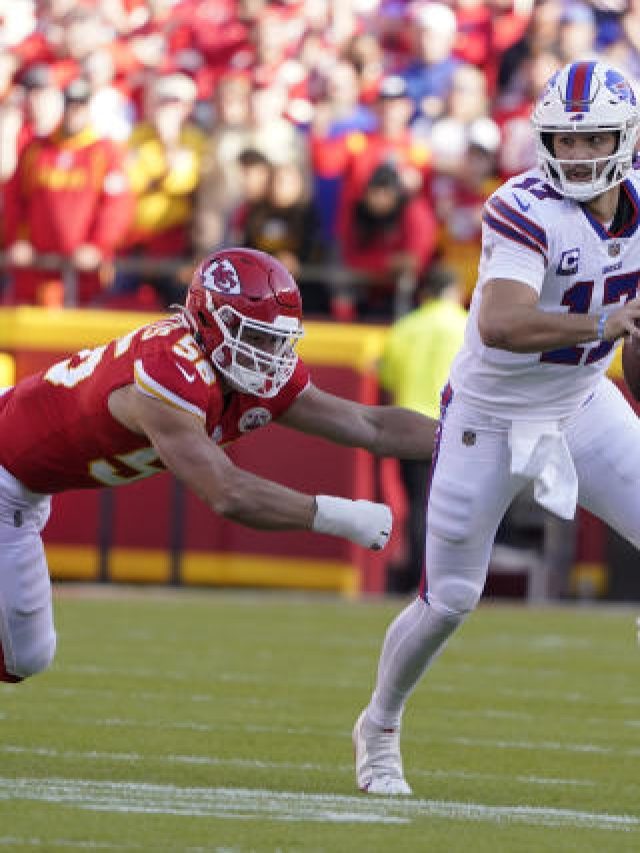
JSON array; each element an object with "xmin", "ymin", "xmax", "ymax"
[
  {"xmin": 0, "ymin": 777, "xmax": 636, "ymax": 831},
  {"xmin": 0, "ymin": 744, "xmax": 596, "ymax": 788}
]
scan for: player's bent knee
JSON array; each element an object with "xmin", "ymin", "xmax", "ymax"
[
  {"xmin": 11, "ymin": 634, "xmax": 56, "ymax": 679},
  {"xmin": 428, "ymin": 578, "xmax": 482, "ymax": 617}
]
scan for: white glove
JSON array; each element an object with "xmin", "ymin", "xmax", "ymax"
[{"xmin": 312, "ymin": 495, "xmax": 392, "ymax": 551}]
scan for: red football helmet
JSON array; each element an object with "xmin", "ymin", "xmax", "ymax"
[{"xmin": 185, "ymin": 248, "xmax": 304, "ymax": 397}]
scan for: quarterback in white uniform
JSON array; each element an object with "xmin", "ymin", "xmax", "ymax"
[{"xmin": 353, "ymin": 59, "xmax": 640, "ymax": 795}]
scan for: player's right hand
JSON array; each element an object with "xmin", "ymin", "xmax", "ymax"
[
  {"xmin": 604, "ymin": 296, "xmax": 640, "ymax": 341},
  {"xmin": 312, "ymin": 495, "xmax": 393, "ymax": 550}
]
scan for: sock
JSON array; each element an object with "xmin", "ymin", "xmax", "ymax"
[{"xmin": 367, "ymin": 597, "xmax": 463, "ymax": 729}]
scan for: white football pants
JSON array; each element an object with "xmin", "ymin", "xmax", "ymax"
[
  {"xmin": 0, "ymin": 465, "xmax": 56, "ymax": 679},
  {"xmin": 426, "ymin": 377, "xmax": 640, "ymax": 616},
  {"xmin": 367, "ymin": 377, "xmax": 640, "ymax": 729}
]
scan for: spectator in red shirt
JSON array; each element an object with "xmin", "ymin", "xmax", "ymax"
[
  {"xmin": 3, "ymin": 77, "xmax": 133, "ymax": 307},
  {"xmin": 337, "ymin": 161, "xmax": 438, "ymax": 320}
]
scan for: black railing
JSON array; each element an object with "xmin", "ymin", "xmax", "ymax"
[{"xmin": 0, "ymin": 252, "xmax": 418, "ymax": 319}]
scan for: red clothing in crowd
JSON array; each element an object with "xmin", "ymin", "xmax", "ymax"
[
  {"xmin": 338, "ymin": 192, "xmax": 437, "ymax": 278},
  {"xmin": 312, "ymin": 129, "xmax": 432, "ymax": 201},
  {"xmin": 3, "ymin": 127, "xmax": 133, "ymax": 304}
]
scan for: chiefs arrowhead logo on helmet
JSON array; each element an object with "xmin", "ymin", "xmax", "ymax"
[
  {"xmin": 183, "ymin": 248, "xmax": 304, "ymax": 398},
  {"xmin": 202, "ymin": 258, "xmax": 242, "ymax": 295}
]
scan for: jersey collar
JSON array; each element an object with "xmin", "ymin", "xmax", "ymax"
[{"xmin": 580, "ymin": 180, "xmax": 640, "ymax": 241}]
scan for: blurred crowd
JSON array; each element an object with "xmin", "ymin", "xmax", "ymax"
[{"xmin": 0, "ymin": 0, "xmax": 639, "ymax": 319}]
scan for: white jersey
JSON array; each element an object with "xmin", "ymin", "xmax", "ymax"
[{"xmin": 450, "ymin": 167, "xmax": 640, "ymax": 418}]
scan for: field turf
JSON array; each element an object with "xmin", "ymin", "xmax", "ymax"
[{"xmin": 1, "ymin": 586, "xmax": 640, "ymax": 852}]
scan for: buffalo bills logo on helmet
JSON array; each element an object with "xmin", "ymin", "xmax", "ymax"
[
  {"xmin": 605, "ymin": 69, "xmax": 636, "ymax": 105},
  {"xmin": 202, "ymin": 258, "xmax": 242, "ymax": 294},
  {"xmin": 540, "ymin": 70, "xmax": 560, "ymax": 102}
]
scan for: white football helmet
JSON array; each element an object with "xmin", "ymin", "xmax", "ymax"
[{"xmin": 531, "ymin": 60, "xmax": 640, "ymax": 201}]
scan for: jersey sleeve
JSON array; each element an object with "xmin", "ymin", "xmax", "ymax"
[
  {"xmin": 133, "ymin": 329, "xmax": 214, "ymax": 421},
  {"xmin": 480, "ymin": 188, "xmax": 548, "ymax": 293}
]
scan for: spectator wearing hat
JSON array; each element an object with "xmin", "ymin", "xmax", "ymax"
[
  {"xmin": 116, "ymin": 72, "xmax": 207, "ymax": 307},
  {"xmin": 3, "ymin": 77, "xmax": 133, "ymax": 306},
  {"xmin": 336, "ymin": 161, "xmax": 438, "ymax": 320}
]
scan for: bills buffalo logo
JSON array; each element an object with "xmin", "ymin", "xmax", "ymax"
[
  {"xmin": 542, "ymin": 71, "xmax": 560, "ymax": 98},
  {"xmin": 202, "ymin": 259, "xmax": 241, "ymax": 294},
  {"xmin": 238, "ymin": 407, "xmax": 272, "ymax": 432},
  {"xmin": 605, "ymin": 69, "xmax": 636, "ymax": 105}
]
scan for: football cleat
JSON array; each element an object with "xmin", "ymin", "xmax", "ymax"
[{"xmin": 352, "ymin": 709, "xmax": 412, "ymax": 795}]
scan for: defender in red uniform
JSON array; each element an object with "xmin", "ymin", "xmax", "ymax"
[{"xmin": 0, "ymin": 248, "xmax": 437, "ymax": 683}]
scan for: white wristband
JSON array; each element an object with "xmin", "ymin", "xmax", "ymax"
[
  {"xmin": 312, "ymin": 495, "xmax": 392, "ymax": 551},
  {"xmin": 596, "ymin": 312, "xmax": 607, "ymax": 341}
]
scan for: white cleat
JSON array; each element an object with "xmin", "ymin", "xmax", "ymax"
[{"xmin": 352, "ymin": 709, "xmax": 412, "ymax": 795}]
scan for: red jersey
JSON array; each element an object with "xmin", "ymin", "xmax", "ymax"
[
  {"xmin": 3, "ymin": 127, "xmax": 133, "ymax": 255},
  {"xmin": 0, "ymin": 315, "xmax": 310, "ymax": 494}
]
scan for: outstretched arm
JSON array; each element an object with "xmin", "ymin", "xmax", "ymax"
[
  {"xmin": 479, "ymin": 279, "xmax": 640, "ymax": 352},
  {"xmin": 278, "ymin": 382, "xmax": 437, "ymax": 460},
  {"xmin": 124, "ymin": 386, "xmax": 391, "ymax": 549}
]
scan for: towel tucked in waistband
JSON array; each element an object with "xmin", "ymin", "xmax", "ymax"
[{"xmin": 508, "ymin": 421, "xmax": 578, "ymax": 520}]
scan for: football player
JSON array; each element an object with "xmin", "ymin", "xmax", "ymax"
[
  {"xmin": 354, "ymin": 60, "xmax": 640, "ymax": 795},
  {"xmin": 0, "ymin": 247, "xmax": 437, "ymax": 684}
]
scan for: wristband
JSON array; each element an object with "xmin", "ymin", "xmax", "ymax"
[
  {"xmin": 312, "ymin": 494, "xmax": 392, "ymax": 550},
  {"xmin": 596, "ymin": 312, "xmax": 607, "ymax": 341}
]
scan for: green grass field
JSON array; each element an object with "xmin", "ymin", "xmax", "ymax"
[{"xmin": 1, "ymin": 587, "xmax": 640, "ymax": 852}]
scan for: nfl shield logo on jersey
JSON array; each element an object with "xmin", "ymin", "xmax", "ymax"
[{"xmin": 202, "ymin": 259, "xmax": 242, "ymax": 294}]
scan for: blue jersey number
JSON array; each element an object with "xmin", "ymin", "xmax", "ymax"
[
  {"xmin": 512, "ymin": 176, "xmax": 563, "ymax": 201},
  {"xmin": 540, "ymin": 271, "xmax": 639, "ymax": 365}
]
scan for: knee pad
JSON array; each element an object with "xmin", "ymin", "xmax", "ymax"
[
  {"xmin": 428, "ymin": 577, "xmax": 483, "ymax": 618},
  {"xmin": 11, "ymin": 632, "xmax": 56, "ymax": 679}
]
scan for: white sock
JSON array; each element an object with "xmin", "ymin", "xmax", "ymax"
[{"xmin": 367, "ymin": 597, "xmax": 464, "ymax": 729}]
